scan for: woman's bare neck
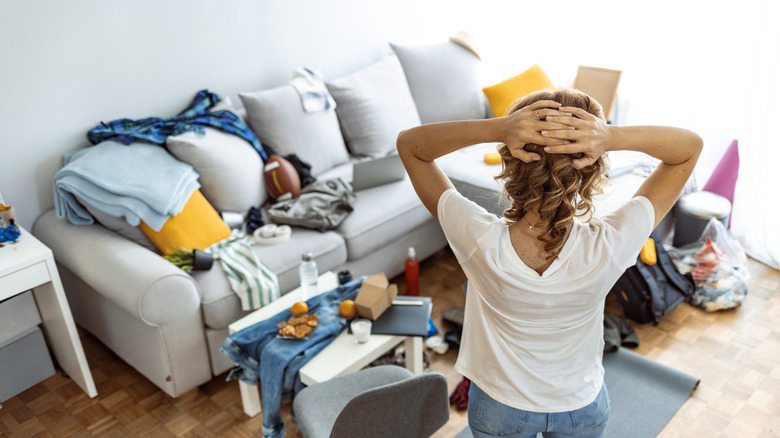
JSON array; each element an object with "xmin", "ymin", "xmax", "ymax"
[{"xmin": 508, "ymin": 216, "xmax": 573, "ymax": 276}]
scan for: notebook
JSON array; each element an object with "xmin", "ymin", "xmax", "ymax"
[
  {"xmin": 351, "ymin": 153, "xmax": 406, "ymax": 191},
  {"xmin": 371, "ymin": 296, "xmax": 432, "ymax": 337}
]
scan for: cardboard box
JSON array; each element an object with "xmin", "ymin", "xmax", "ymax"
[{"xmin": 355, "ymin": 273, "xmax": 398, "ymax": 320}]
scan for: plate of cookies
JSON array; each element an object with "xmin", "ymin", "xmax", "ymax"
[{"xmin": 277, "ymin": 313, "xmax": 318, "ymax": 339}]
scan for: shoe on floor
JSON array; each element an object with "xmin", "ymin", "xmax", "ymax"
[
  {"xmin": 444, "ymin": 329, "xmax": 462, "ymax": 349},
  {"xmin": 443, "ymin": 307, "xmax": 464, "ymax": 329}
]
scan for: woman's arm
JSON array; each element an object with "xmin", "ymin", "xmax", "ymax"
[
  {"xmin": 541, "ymin": 107, "xmax": 703, "ymax": 228},
  {"xmin": 618, "ymin": 126, "xmax": 703, "ymax": 228},
  {"xmin": 397, "ymin": 100, "xmax": 569, "ymax": 219}
]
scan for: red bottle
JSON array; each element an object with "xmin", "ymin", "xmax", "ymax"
[{"xmin": 405, "ymin": 247, "xmax": 419, "ymax": 296}]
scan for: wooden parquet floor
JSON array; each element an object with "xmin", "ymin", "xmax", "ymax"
[{"xmin": 1, "ymin": 248, "xmax": 779, "ymax": 437}]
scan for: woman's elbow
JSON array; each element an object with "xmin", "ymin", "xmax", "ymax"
[
  {"xmin": 691, "ymin": 132, "xmax": 704, "ymax": 158},
  {"xmin": 681, "ymin": 130, "xmax": 704, "ymax": 161},
  {"xmin": 692, "ymin": 132, "xmax": 704, "ymax": 150},
  {"xmin": 397, "ymin": 127, "xmax": 431, "ymax": 161},
  {"xmin": 684, "ymin": 128, "xmax": 703, "ymax": 148},
  {"xmin": 397, "ymin": 129, "xmax": 419, "ymax": 159},
  {"xmin": 397, "ymin": 129, "xmax": 410, "ymax": 153}
]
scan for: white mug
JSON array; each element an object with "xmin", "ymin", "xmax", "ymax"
[{"xmin": 350, "ymin": 319, "xmax": 372, "ymax": 344}]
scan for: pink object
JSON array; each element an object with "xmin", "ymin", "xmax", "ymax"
[
  {"xmin": 702, "ymin": 139, "xmax": 739, "ymax": 205},
  {"xmin": 702, "ymin": 139, "xmax": 739, "ymax": 228}
]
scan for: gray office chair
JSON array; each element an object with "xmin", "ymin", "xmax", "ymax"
[{"xmin": 293, "ymin": 365, "xmax": 450, "ymax": 438}]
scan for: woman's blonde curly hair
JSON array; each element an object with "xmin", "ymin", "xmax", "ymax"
[{"xmin": 496, "ymin": 88, "xmax": 609, "ymax": 258}]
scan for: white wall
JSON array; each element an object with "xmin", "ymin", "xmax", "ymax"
[
  {"xmin": 1, "ymin": 0, "xmax": 765, "ymax": 230},
  {"xmin": 461, "ymin": 1, "xmax": 764, "ymax": 187},
  {"xmin": 0, "ymin": 0, "xmax": 469, "ymax": 229}
]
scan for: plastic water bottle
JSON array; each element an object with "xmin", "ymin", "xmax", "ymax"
[
  {"xmin": 405, "ymin": 247, "xmax": 419, "ymax": 296},
  {"xmin": 299, "ymin": 252, "xmax": 318, "ymax": 300}
]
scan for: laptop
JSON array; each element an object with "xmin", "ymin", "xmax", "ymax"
[{"xmin": 351, "ymin": 153, "xmax": 407, "ymax": 191}]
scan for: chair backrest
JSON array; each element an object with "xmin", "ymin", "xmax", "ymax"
[
  {"xmin": 572, "ymin": 65, "xmax": 622, "ymax": 121},
  {"xmin": 329, "ymin": 372, "xmax": 450, "ymax": 438}
]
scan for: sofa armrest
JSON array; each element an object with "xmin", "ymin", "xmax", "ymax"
[{"xmin": 32, "ymin": 209, "xmax": 201, "ymax": 325}]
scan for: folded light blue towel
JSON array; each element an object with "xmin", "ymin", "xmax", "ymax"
[{"xmin": 54, "ymin": 142, "xmax": 199, "ymax": 231}]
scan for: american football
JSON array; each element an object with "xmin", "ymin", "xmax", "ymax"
[{"xmin": 264, "ymin": 155, "xmax": 301, "ymax": 201}]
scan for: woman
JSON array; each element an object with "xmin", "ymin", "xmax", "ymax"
[{"xmin": 397, "ymin": 88, "xmax": 702, "ymax": 437}]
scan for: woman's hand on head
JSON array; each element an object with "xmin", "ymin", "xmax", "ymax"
[
  {"xmin": 500, "ymin": 100, "xmax": 574, "ymax": 163},
  {"xmin": 539, "ymin": 106, "xmax": 612, "ymax": 169}
]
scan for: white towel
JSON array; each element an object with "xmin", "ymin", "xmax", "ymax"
[
  {"xmin": 54, "ymin": 142, "xmax": 199, "ymax": 231},
  {"xmin": 207, "ymin": 230, "xmax": 280, "ymax": 311},
  {"xmin": 289, "ymin": 67, "xmax": 336, "ymax": 113}
]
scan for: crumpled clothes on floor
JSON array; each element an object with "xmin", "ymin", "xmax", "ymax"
[{"xmin": 603, "ymin": 314, "xmax": 639, "ymax": 353}]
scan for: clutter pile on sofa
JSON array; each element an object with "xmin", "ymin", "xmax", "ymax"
[{"xmin": 33, "ymin": 34, "xmax": 560, "ymax": 397}]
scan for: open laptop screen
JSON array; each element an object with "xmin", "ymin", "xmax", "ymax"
[{"xmin": 351, "ymin": 153, "xmax": 406, "ymax": 191}]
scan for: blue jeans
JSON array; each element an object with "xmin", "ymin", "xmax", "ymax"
[
  {"xmin": 220, "ymin": 277, "xmax": 363, "ymax": 438},
  {"xmin": 468, "ymin": 381, "xmax": 610, "ymax": 438}
]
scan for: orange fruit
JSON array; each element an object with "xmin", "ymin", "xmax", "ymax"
[
  {"xmin": 291, "ymin": 301, "xmax": 309, "ymax": 317},
  {"xmin": 339, "ymin": 299, "xmax": 357, "ymax": 319}
]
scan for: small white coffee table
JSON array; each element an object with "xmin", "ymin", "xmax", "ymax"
[{"xmin": 228, "ymin": 271, "xmax": 424, "ymax": 417}]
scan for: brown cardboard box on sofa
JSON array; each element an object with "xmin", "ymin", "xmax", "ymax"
[{"xmin": 355, "ymin": 273, "xmax": 398, "ymax": 320}]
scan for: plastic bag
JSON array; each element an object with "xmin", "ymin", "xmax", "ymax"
[{"xmin": 667, "ymin": 218, "xmax": 749, "ymax": 311}]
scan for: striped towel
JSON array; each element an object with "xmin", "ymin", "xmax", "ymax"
[
  {"xmin": 289, "ymin": 67, "xmax": 336, "ymax": 113},
  {"xmin": 207, "ymin": 230, "xmax": 280, "ymax": 311}
]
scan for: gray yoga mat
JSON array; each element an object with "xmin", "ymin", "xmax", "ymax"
[{"xmin": 455, "ymin": 347, "xmax": 700, "ymax": 438}]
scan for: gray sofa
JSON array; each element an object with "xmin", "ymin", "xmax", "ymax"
[{"xmin": 32, "ymin": 39, "xmax": 489, "ymax": 397}]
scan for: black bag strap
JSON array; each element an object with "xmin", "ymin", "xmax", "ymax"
[
  {"xmin": 652, "ymin": 238, "xmax": 695, "ymax": 298},
  {"xmin": 636, "ymin": 263, "xmax": 665, "ymax": 324}
]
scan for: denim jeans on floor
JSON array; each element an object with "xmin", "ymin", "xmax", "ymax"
[
  {"xmin": 468, "ymin": 381, "xmax": 610, "ymax": 438},
  {"xmin": 220, "ymin": 277, "xmax": 363, "ymax": 438}
]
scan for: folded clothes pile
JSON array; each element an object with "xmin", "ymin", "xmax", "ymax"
[{"xmin": 53, "ymin": 142, "xmax": 199, "ymax": 231}]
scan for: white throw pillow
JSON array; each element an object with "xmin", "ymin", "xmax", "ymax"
[
  {"xmin": 240, "ymin": 85, "xmax": 349, "ymax": 177},
  {"xmin": 166, "ymin": 128, "xmax": 266, "ymax": 214},
  {"xmin": 326, "ymin": 54, "xmax": 421, "ymax": 157},
  {"xmin": 390, "ymin": 40, "xmax": 486, "ymax": 124}
]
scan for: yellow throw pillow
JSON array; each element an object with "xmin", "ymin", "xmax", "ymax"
[
  {"xmin": 482, "ymin": 64, "xmax": 555, "ymax": 117},
  {"xmin": 140, "ymin": 190, "xmax": 231, "ymax": 256}
]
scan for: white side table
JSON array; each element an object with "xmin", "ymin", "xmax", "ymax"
[
  {"xmin": 0, "ymin": 227, "xmax": 97, "ymax": 398},
  {"xmin": 228, "ymin": 271, "xmax": 423, "ymax": 417}
]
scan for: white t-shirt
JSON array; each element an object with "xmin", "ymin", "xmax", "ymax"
[{"xmin": 437, "ymin": 188, "xmax": 654, "ymax": 412}]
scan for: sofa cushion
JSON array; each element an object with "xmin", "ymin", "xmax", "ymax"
[
  {"xmin": 240, "ymin": 85, "xmax": 349, "ymax": 177},
  {"xmin": 167, "ymin": 128, "xmax": 267, "ymax": 214},
  {"xmin": 326, "ymin": 54, "xmax": 421, "ymax": 157},
  {"xmin": 195, "ymin": 228, "xmax": 347, "ymax": 329},
  {"xmin": 435, "ymin": 142, "xmax": 509, "ymax": 217},
  {"xmin": 336, "ymin": 177, "xmax": 431, "ymax": 260},
  {"xmin": 390, "ymin": 40, "xmax": 485, "ymax": 124},
  {"xmin": 482, "ymin": 64, "xmax": 555, "ymax": 117}
]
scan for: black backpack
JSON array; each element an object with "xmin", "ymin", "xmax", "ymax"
[{"xmin": 610, "ymin": 235, "xmax": 695, "ymax": 325}]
